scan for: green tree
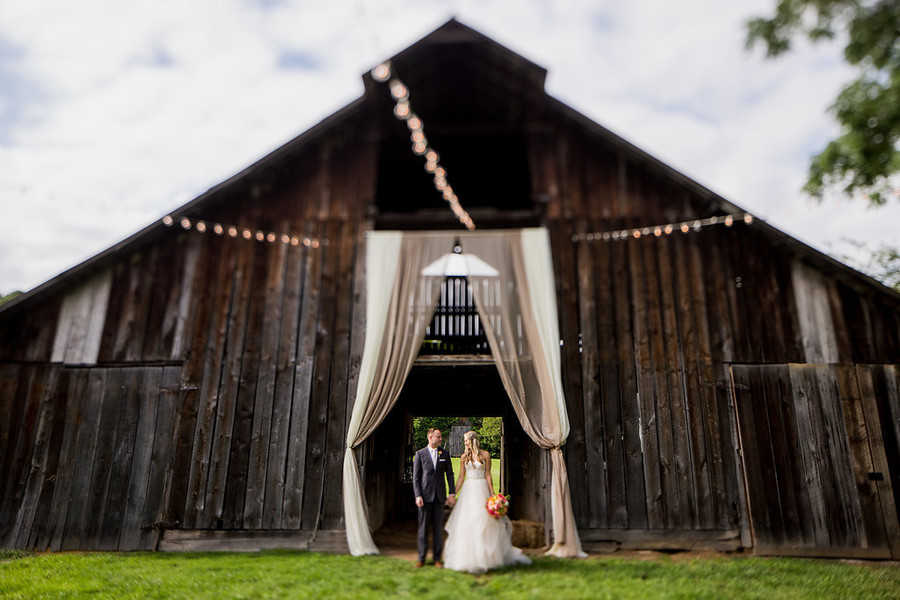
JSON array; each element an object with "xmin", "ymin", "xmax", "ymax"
[
  {"xmin": 478, "ymin": 417, "xmax": 502, "ymax": 456},
  {"xmin": 412, "ymin": 416, "xmax": 503, "ymax": 456},
  {"xmin": 747, "ymin": 0, "xmax": 900, "ymax": 204},
  {"xmin": 412, "ymin": 416, "xmax": 459, "ymax": 450}
]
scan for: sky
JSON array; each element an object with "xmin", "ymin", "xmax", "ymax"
[{"xmin": 1, "ymin": 0, "xmax": 899, "ymax": 295}]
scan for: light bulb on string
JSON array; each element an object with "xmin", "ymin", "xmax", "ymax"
[
  {"xmin": 744, "ymin": 213, "xmax": 753, "ymax": 224},
  {"xmin": 389, "ymin": 80, "xmax": 408, "ymax": 100},
  {"xmin": 724, "ymin": 216, "xmax": 734, "ymax": 227},
  {"xmin": 372, "ymin": 63, "xmax": 391, "ymax": 82},
  {"xmin": 681, "ymin": 223, "xmax": 690, "ymax": 233},
  {"xmin": 180, "ymin": 218, "xmax": 192, "ymax": 230},
  {"xmin": 374, "ymin": 65, "xmax": 476, "ymax": 231},
  {"xmin": 664, "ymin": 224, "xmax": 673, "ymax": 235},
  {"xmin": 162, "ymin": 215, "xmax": 174, "ymax": 226},
  {"xmin": 213, "ymin": 224, "xmax": 224, "ymax": 235},
  {"xmin": 228, "ymin": 226, "xmax": 238, "ymax": 237},
  {"xmin": 394, "ymin": 101, "xmax": 410, "ymax": 119},
  {"xmin": 196, "ymin": 221, "xmax": 207, "ymax": 232}
]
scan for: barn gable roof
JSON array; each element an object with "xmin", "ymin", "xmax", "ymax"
[{"xmin": 2, "ymin": 18, "xmax": 899, "ymax": 318}]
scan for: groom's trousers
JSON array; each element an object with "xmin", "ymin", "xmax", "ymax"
[{"xmin": 417, "ymin": 500, "xmax": 444, "ymax": 562}]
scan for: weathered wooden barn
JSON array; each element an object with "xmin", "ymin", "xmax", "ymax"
[{"xmin": 2, "ymin": 19, "xmax": 899, "ymax": 558}]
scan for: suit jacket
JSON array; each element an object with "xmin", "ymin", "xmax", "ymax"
[{"xmin": 412, "ymin": 446, "xmax": 455, "ymax": 503}]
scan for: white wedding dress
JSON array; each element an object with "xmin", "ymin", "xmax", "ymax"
[{"xmin": 443, "ymin": 460, "xmax": 532, "ymax": 573}]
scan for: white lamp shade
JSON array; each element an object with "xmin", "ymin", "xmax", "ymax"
[{"xmin": 422, "ymin": 252, "xmax": 499, "ymax": 277}]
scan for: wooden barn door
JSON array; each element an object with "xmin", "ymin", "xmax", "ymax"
[{"xmin": 731, "ymin": 364, "xmax": 900, "ymax": 558}]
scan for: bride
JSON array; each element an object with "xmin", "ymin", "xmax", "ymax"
[{"xmin": 443, "ymin": 431, "xmax": 531, "ymax": 573}]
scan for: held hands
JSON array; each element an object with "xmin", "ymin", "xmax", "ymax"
[{"xmin": 446, "ymin": 494, "xmax": 456, "ymax": 507}]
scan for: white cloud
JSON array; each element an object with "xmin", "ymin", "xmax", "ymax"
[{"xmin": 0, "ymin": 0, "xmax": 896, "ymax": 294}]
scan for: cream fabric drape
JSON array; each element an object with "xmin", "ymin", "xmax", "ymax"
[
  {"xmin": 343, "ymin": 232, "xmax": 451, "ymax": 555},
  {"xmin": 465, "ymin": 229, "xmax": 585, "ymax": 558},
  {"xmin": 344, "ymin": 228, "xmax": 583, "ymax": 558}
]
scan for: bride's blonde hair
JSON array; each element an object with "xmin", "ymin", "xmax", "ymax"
[{"xmin": 460, "ymin": 430, "xmax": 482, "ymax": 465}]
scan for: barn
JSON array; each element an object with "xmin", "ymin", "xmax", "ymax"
[{"xmin": 1, "ymin": 19, "xmax": 899, "ymax": 559}]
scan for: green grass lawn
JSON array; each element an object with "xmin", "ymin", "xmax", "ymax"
[
  {"xmin": 450, "ymin": 456, "xmax": 500, "ymax": 494},
  {"xmin": 1, "ymin": 549, "xmax": 898, "ymax": 599}
]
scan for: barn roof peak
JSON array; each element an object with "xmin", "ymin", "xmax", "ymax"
[{"xmin": 362, "ymin": 18, "xmax": 547, "ymax": 96}]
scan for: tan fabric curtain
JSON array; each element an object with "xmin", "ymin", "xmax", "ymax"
[
  {"xmin": 343, "ymin": 232, "xmax": 453, "ymax": 555},
  {"xmin": 465, "ymin": 229, "xmax": 585, "ymax": 558},
  {"xmin": 344, "ymin": 228, "xmax": 583, "ymax": 557}
]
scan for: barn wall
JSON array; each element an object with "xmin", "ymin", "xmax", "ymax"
[
  {"xmin": 0, "ymin": 132, "xmax": 376, "ymax": 551},
  {"xmin": 164, "ymin": 218, "xmax": 364, "ymax": 535},
  {"xmin": 0, "ymin": 363, "xmax": 182, "ymax": 551},
  {"xmin": 732, "ymin": 364, "xmax": 900, "ymax": 558},
  {"xmin": 535, "ymin": 121, "xmax": 900, "ymax": 552}
]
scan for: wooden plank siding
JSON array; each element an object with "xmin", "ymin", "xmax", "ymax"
[{"xmin": 731, "ymin": 364, "xmax": 899, "ymax": 558}]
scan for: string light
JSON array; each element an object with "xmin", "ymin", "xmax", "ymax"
[
  {"xmin": 571, "ymin": 212, "xmax": 756, "ymax": 243},
  {"xmin": 162, "ymin": 216, "xmax": 325, "ymax": 248},
  {"xmin": 371, "ymin": 61, "xmax": 476, "ymax": 231}
]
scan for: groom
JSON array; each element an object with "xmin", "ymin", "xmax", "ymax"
[{"xmin": 412, "ymin": 427, "xmax": 456, "ymax": 567}]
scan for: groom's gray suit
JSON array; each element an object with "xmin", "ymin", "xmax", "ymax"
[{"xmin": 413, "ymin": 445, "xmax": 455, "ymax": 563}]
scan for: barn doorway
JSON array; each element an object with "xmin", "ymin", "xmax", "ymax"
[
  {"xmin": 358, "ymin": 269, "xmax": 546, "ymax": 551},
  {"xmin": 365, "ymin": 361, "xmax": 540, "ymax": 552},
  {"xmin": 344, "ymin": 230, "xmax": 580, "ymax": 557}
]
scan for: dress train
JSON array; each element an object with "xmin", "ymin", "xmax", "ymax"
[{"xmin": 443, "ymin": 461, "xmax": 531, "ymax": 573}]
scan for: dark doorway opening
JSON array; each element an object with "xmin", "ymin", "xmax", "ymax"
[{"xmin": 363, "ymin": 362, "xmax": 544, "ymax": 551}]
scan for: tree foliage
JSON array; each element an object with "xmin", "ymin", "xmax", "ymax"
[
  {"xmin": 837, "ymin": 239, "xmax": 900, "ymax": 289},
  {"xmin": 478, "ymin": 417, "xmax": 503, "ymax": 456},
  {"xmin": 747, "ymin": 0, "xmax": 900, "ymax": 204},
  {"xmin": 412, "ymin": 415, "xmax": 503, "ymax": 456},
  {"xmin": 412, "ymin": 416, "xmax": 459, "ymax": 451}
]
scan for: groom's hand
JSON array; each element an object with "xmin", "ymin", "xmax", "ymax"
[{"xmin": 415, "ymin": 496, "xmax": 424, "ymax": 508}]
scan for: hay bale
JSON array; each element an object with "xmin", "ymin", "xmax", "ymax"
[{"xmin": 510, "ymin": 520, "xmax": 544, "ymax": 548}]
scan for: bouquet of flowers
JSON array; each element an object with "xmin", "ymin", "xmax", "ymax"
[{"xmin": 486, "ymin": 493, "xmax": 509, "ymax": 519}]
